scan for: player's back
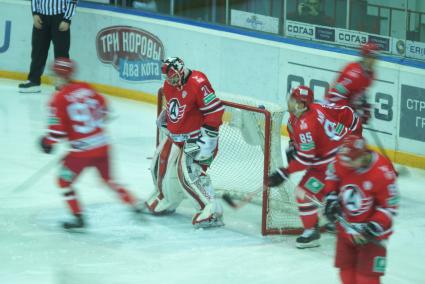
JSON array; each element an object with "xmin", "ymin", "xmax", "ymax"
[
  {"xmin": 52, "ymin": 82, "xmax": 108, "ymax": 157},
  {"xmin": 326, "ymin": 62, "xmax": 373, "ymax": 106},
  {"xmin": 305, "ymin": 103, "xmax": 359, "ymax": 158}
]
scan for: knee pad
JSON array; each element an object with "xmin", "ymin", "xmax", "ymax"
[
  {"xmin": 178, "ymin": 152, "xmax": 221, "ymax": 212},
  {"xmin": 147, "ymin": 139, "xmax": 185, "ymax": 214}
]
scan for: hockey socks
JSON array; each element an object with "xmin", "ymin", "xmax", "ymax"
[{"xmin": 63, "ymin": 188, "xmax": 82, "ymax": 215}]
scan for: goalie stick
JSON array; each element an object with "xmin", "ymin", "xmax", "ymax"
[{"xmin": 222, "ymin": 185, "xmax": 265, "ymax": 209}]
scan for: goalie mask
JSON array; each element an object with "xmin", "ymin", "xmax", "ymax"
[{"xmin": 162, "ymin": 57, "xmax": 187, "ymax": 87}]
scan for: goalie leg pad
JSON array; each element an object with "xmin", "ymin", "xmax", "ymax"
[
  {"xmin": 146, "ymin": 138, "xmax": 186, "ymax": 215},
  {"xmin": 177, "ymin": 151, "xmax": 224, "ymax": 228}
]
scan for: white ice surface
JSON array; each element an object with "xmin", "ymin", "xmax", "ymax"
[{"xmin": 0, "ymin": 78, "xmax": 424, "ymax": 284}]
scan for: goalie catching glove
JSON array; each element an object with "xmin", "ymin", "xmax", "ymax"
[{"xmin": 267, "ymin": 168, "xmax": 289, "ymax": 187}]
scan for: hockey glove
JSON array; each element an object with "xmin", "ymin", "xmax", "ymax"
[
  {"xmin": 361, "ymin": 222, "xmax": 383, "ymax": 241},
  {"xmin": 195, "ymin": 125, "xmax": 219, "ymax": 162},
  {"xmin": 39, "ymin": 136, "xmax": 53, "ymax": 154},
  {"xmin": 349, "ymin": 222, "xmax": 384, "ymax": 245},
  {"xmin": 267, "ymin": 168, "xmax": 289, "ymax": 187},
  {"xmin": 353, "ymin": 96, "xmax": 372, "ymax": 124},
  {"xmin": 324, "ymin": 193, "xmax": 341, "ymax": 223},
  {"xmin": 286, "ymin": 140, "xmax": 296, "ymax": 163}
]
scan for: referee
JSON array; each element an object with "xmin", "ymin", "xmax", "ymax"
[{"xmin": 19, "ymin": 0, "xmax": 78, "ymax": 93}]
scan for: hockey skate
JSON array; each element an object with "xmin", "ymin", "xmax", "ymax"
[
  {"xmin": 62, "ymin": 214, "xmax": 85, "ymax": 231},
  {"xmin": 296, "ymin": 226, "xmax": 320, "ymax": 248},
  {"xmin": 141, "ymin": 200, "xmax": 176, "ymax": 216},
  {"xmin": 192, "ymin": 213, "xmax": 224, "ymax": 229}
]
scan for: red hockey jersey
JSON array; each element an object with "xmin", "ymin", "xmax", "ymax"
[
  {"xmin": 325, "ymin": 62, "xmax": 374, "ymax": 107},
  {"xmin": 163, "ymin": 70, "xmax": 224, "ymax": 139},
  {"xmin": 45, "ymin": 82, "xmax": 109, "ymax": 157},
  {"xmin": 325, "ymin": 152, "xmax": 399, "ymax": 241},
  {"xmin": 287, "ymin": 103, "xmax": 361, "ymax": 173}
]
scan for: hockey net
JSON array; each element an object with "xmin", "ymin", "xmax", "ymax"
[{"xmin": 157, "ymin": 91, "xmax": 303, "ymax": 235}]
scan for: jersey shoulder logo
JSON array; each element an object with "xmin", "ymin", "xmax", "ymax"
[
  {"xmin": 167, "ymin": 98, "xmax": 186, "ymax": 123},
  {"xmin": 193, "ymin": 75, "xmax": 205, "ymax": 84}
]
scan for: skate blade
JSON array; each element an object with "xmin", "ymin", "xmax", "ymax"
[
  {"xmin": 62, "ymin": 226, "xmax": 85, "ymax": 233},
  {"xmin": 193, "ymin": 219, "xmax": 225, "ymax": 229},
  {"xmin": 296, "ymin": 240, "xmax": 320, "ymax": 249}
]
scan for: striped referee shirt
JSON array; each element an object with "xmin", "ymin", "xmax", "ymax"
[{"xmin": 31, "ymin": 0, "xmax": 78, "ymax": 23}]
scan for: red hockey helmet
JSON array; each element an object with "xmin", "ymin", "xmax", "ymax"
[
  {"xmin": 338, "ymin": 135, "xmax": 368, "ymax": 162},
  {"xmin": 161, "ymin": 57, "xmax": 186, "ymax": 86},
  {"xmin": 360, "ymin": 42, "xmax": 379, "ymax": 57},
  {"xmin": 52, "ymin": 57, "xmax": 75, "ymax": 79},
  {"xmin": 290, "ymin": 86, "xmax": 314, "ymax": 106}
]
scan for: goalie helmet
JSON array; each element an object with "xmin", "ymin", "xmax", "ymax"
[
  {"xmin": 290, "ymin": 85, "xmax": 314, "ymax": 106},
  {"xmin": 161, "ymin": 57, "xmax": 187, "ymax": 87},
  {"xmin": 360, "ymin": 42, "xmax": 379, "ymax": 57},
  {"xmin": 338, "ymin": 135, "xmax": 367, "ymax": 162},
  {"xmin": 52, "ymin": 57, "xmax": 75, "ymax": 79}
]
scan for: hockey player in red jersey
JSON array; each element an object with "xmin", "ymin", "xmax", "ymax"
[
  {"xmin": 323, "ymin": 135, "xmax": 399, "ymax": 284},
  {"xmin": 39, "ymin": 58, "xmax": 140, "ymax": 230},
  {"xmin": 325, "ymin": 42, "xmax": 379, "ymax": 124},
  {"xmin": 267, "ymin": 86, "xmax": 361, "ymax": 248},
  {"xmin": 145, "ymin": 57, "xmax": 225, "ymax": 228}
]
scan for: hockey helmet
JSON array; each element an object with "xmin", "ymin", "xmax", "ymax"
[
  {"xmin": 360, "ymin": 42, "xmax": 379, "ymax": 57},
  {"xmin": 338, "ymin": 135, "xmax": 368, "ymax": 162},
  {"xmin": 162, "ymin": 57, "xmax": 186, "ymax": 86},
  {"xmin": 290, "ymin": 85, "xmax": 314, "ymax": 106},
  {"xmin": 52, "ymin": 57, "xmax": 75, "ymax": 79}
]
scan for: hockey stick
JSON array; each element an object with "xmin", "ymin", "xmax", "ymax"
[
  {"xmin": 304, "ymin": 194, "xmax": 385, "ymax": 247},
  {"xmin": 367, "ymin": 124, "xmax": 408, "ymax": 176},
  {"xmin": 12, "ymin": 157, "xmax": 60, "ymax": 193}
]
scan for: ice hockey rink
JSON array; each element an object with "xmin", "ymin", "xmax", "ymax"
[{"xmin": 0, "ymin": 77, "xmax": 424, "ymax": 284}]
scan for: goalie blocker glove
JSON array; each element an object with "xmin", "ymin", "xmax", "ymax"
[
  {"xmin": 267, "ymin": 168, "xmax": 289, "ymax": 187},
  {"xmin": 324, "ymin": 192, "xmax": 341, "ymax": 223},
  {"xmin": 39, "ymin": 136, "xmax": 53, "ymax": 154},
  {"xmin": 194, "ymin": 125, "xmax": 219, "ymax": 161}
]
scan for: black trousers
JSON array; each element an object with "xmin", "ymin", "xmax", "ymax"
[{"xmin": 28, "ymin": 14, "xmax": 70, "ymax": 84}]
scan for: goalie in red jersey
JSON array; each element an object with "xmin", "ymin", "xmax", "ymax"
[
  {"xmin": 325, "ymin": 42, "xmax": 379, "ymax": 125},
  {"xmin": 39, "ymin": 58, "xmax": 140, "ymax": 230},
  {"xmin": 323, "ymin": 135, "xmax": 399, "ymax": 284},
  {"xmin": 144, "ymin": 57, "xmax": 225, "ymax": 229},
  {"xmin": 267, "ymin": 86, "xmax": 361, "ymax": 248}
]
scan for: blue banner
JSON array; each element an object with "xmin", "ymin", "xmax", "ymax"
[
  {"xmin": 0, "ymin": 21, "xmax": 11, "ymax": 53},
  {"xmin": 119, "ymin": 58, "xmax": 162, "ymax": 81}
]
